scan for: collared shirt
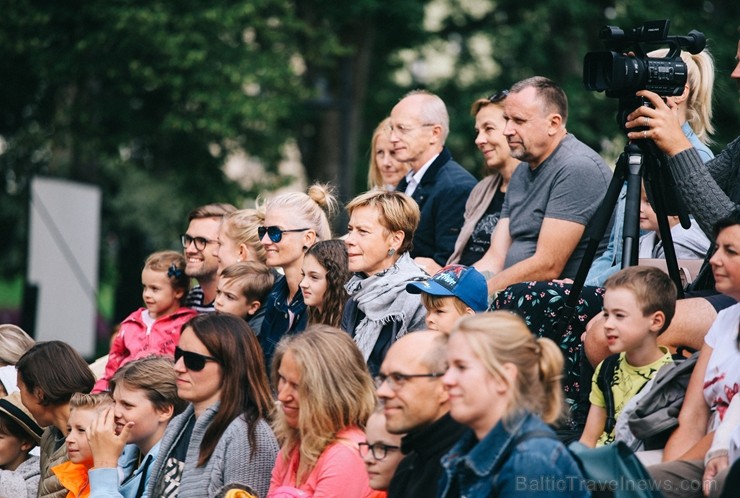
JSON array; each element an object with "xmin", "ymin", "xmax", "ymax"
[{"xmin": 404, "ymin": 154, "xmax": 439, "ymax": 197}]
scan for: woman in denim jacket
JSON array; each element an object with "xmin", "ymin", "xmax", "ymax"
[{"xmin": 438, "ymin": 312, "xmax": 590, "ymax": 498}]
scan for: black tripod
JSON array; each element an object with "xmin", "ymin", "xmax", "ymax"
[{"xmin": 555, "ymin": 138, "xmax": 691, "ymax": 338}]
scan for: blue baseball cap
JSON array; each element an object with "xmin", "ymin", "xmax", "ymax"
[{"xmin": 406, "ymin": 264, "xmax": 488, "ymax": 312}]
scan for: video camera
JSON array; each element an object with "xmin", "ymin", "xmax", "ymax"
[{"xmin": 583, "ymin": 20, "xmax": 705, "ymax": 130}]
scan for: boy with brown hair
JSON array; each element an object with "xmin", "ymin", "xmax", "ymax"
[
  {"xmin": 580, "ymin": 266, "xmax": 677, "ymax": 447},
  {"xmin": 214, "ymin": 261, "xmax": 275, "ymax": 334}
]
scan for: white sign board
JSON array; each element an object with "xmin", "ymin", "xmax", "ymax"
[{"xmin": 27, "ymin": 177, "xmax": 101, "ymax": 357}]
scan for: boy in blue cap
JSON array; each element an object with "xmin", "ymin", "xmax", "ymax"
[{"xmin": 406, "ymin": 265, "xmax": 488, "ymax": 334}]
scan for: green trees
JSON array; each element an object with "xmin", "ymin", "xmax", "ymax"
[{"xmin": 2, "ymin": 0, "xmax": 739, "ymax": 321}]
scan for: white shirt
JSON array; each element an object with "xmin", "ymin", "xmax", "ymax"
[{"xmin": 404, "ymin": 154, "xmax": 439, "ymax": 197}]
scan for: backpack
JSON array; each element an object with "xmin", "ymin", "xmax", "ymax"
[
  {"xmin": 597, "ymin": 350, "xmax": 697, "ymax": 449},
  {"xmin": 512, "ymin": 431, "xmax": 662, "ymax": 498},
  {"xmin": 627, "ymin": 351, "xmax": 698, "ymax": 449}
]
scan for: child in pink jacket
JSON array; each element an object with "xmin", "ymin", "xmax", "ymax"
[{"xmin": 93, "ymin": 250, "xmax": 197, "ymax": 392}]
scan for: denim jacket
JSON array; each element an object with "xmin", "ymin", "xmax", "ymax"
[{"xmin": 438, "ymin": 412, "xmax": 590, "ymax": 498}]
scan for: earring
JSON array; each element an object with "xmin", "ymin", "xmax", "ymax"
[{"xmin": 387, "ymin": 248, "xmax": 396, "ymax": 256}]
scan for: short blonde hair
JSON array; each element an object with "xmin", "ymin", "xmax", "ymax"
[
  {"xmin": 221, "ymin": 208, "xmax": 267, "ymax": 264},
  {"xmin": 451, "ymin": 312, "xmax": 564, "ymax": 424},
  {"xmin": 346, "ymin": 190, "xmax": 420, "ymax": 255},
  {"xmin": 420, "ymin": 293, "xmax": 469, "ymax": 315},
  {"xmin": 69, "ymin": 392, "xmax": 114, "ymax": 412},
  {"xmin": 271, "ymin": 325, "xmax": 376, "ymax": 484}
]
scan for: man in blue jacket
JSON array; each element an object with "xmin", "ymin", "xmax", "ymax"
[{"xmin": 392, "ymin": 91, "xmax": 477, "ymax": 267}]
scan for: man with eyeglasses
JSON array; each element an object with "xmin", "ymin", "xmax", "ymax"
[
  {"xmin": 376, "ymin": 330, "xmax": 466, "ymax": 498},
  {"xmin": 181, "ymin": 203, "xmax": 236, "ymax": 313},
  {"xmin": 391, "ymin": 90, "xmax": 477, "ymax": 267}
]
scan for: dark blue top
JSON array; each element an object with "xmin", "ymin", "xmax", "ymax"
[{"xmin": 258, "ymin": 275, "xmax": 308, "ymax": 369}]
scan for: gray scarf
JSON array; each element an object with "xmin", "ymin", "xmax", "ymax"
[{"xmin": 345, "ymin": 253, "xmax": 428, "ymax": 360}]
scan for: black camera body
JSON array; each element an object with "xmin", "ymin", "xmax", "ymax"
[{"xmin": 583, "ymin": 20, "xmax": 705, "ymax": 130}]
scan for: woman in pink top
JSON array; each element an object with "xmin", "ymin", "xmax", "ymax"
[{"xmin": 268, "ymin": 325, "xmax": 376, "ymax": 498}]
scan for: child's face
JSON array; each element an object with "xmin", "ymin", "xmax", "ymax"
[
  {"xmin": 141, "ymin": 268, "xmax": 183, "ymax": 320},
  {"xmin": 639, "ymin": 189, "xmax": 659, "ymax": 232},
  {"xmin": 113, "ymin": 383, "xmax": 171, "ymax": 452},
  {"xmin": 65, "ymin": 408, "xmax": 97, "ymax": 466},
  {"xmin": 424, "ymin": 298, "xmax": 470, "ymax": 334},
  {"xmin": 602, "ymin": 287, "xmax": 661, "ymax": 355},
  {"xmin": 214, "ymin": 277, "xmax": 256, "ymax": 318},
  {"xmin": 362, "ymin": 412, "xmax": 403, "ymax": 490},
  {"xmin": 299, "ymin": 254, "xmax": 328, "ymax": 310},
  {"xmin": 0, "ymin": 427, "xmax": 32, "ymax": 472}
]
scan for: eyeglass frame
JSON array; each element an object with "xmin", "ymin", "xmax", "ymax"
[
  {"xmin": 358, "ymin": 441, "xmax": 401, "ymax": 461},
  {"xmin": 258, "ymin": 226, "xmax": 310, "ymax": 244},
  {"xmin": 174, "ymin": 346, "xmax": 220, "ymax": 372},
  {"xmin": 387, "ymin": 123, "xmax": 435, "ymax": 136},
  {"xmin": 374, "ymin": 371, "xmax": 446, "ymax": 391},
  {"xmin": 181, "ymin": 234, "xmax": 216, "ymax": 252},
  {"xmin": 487, "ymin": 89, "xmax": 509, "ymax": 103}
]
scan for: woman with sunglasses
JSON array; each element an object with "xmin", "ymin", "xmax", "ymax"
[
  {"xmin": 147, "ymin": 314, "xmax": 279, "ymax": 498},
  {"xmin": 268, "ymin": 325, "xmax": 376, "ymax": 497},
  {"xmin": 415, "ymin": 91, "xmax": 520, "ymax": 275},
  {"xmin": 360, "ymin": 409, "xmax": 403, "ymax": 498},
  {"xmin": 342, "ymin": 190, "xmax": 427, "ymax": 376},
  {"xmin": 257, "ymin": 183, "xmax": 338, "ymax": 368}
]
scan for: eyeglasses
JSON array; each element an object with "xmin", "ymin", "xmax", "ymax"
[
  {"xmin": 374, "ymin": 371, "xmax": 446, "ymax": 391},
  {"xmin": 487, "ymin": 89, "xmax": 509, "ymax": 103},
  {"xmin": 258, "ymin": 226, "xmax": 310, "ymax": 243},
  {"xmin": 181, "ymin": 234, "xmax": 215, "ymax": 252},
  {"xmin": 174, "ymin": 346, "xmax": 219, "ymax": 371},
  {"xmin": 358, "ymin": 442, "xmax": 401, "ymax": 460},
  {"xmin": 387, "ymin": 123, "xmax": 434, "ymax": 136}
]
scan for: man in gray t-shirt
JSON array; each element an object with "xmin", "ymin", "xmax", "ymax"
[{"xmin": 475, "ymin": 76, "xmax": 611, "ymax": 294}]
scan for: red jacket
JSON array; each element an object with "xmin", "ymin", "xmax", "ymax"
[{"xmin": 93, "ymin": 307, "xmax": 197, "ymax": 392}]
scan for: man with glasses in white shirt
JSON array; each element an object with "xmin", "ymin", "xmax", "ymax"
[{"xmin": 391, "ymin": 90, "xmax": 477, "ymax": 267}]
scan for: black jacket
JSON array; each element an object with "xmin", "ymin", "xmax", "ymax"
[
  {"xmin": 387, "ymin": 412, "xmax": 467, "ymax": 498},
  {"xmin": 396, "ymin": 147, "xmax": 477, "ymax": 266}
]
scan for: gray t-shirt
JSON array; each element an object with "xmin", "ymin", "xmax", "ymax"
[{"xmin": 501, "ymin": 133, "xmax": 611, "ymax": 277}]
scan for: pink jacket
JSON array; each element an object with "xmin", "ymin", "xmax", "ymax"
[
  {"xmin": 93, "ymin": 307, "xmax": 197, "ymax": 392},
  {"xmin": 268, "ymin": 427, "xmax": 374, "ymax": 498}
]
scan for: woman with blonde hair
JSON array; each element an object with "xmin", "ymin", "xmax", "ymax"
[
  {"xmin": 258, "ymin": 183, "xmax": 339, "ymax": 367},
  {"xmin": 268, "ymin": 325, "xmax": 376, "ymax": 497},
  {"xmin": 214, "ymin": 208, "xmax": 267, "ymax": 272},
  {"xmin": 367, "ymin": 118, "xmax": 411, "ymax": 191},
  {"xmin": 439, "ymin": 312, "xmax": 589, "ymax": 497},
  {"xmin": 342, "ymin": 190, "xmax": 427, "ymax": 376},
  {"xmin": 0, "ymin": 324, "xmax": 35, "ymax": 396}
]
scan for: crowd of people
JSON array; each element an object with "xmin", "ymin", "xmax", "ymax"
[{"xmin": 1, "ymin": 36, "xmax": 740, "ymax": 498}]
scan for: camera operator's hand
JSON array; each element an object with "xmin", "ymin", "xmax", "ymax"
[{"xmin": 625, "ymin": 90, "xmax": 693, "ymax": 157}]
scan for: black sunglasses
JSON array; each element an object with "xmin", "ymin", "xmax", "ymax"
[
  {"xmin": 487, "ymin": 89, "xmax": 509, "ymax": 103},
  {"xmin": 258, "ymin": 226, "xmax": 310, "ymax": 243},
  {"xmin": 174, "ymin": 346, "xmax": 219, "ymax": 371}
]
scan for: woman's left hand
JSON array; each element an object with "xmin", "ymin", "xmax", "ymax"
[{"xmin": 624, "ymin": 90, "xmax": 692, "ymax": 157}]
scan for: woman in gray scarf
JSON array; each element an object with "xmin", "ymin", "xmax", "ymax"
[{"xmin": 341, "ymin": 190, "xmax": 427, "ymax": 376}]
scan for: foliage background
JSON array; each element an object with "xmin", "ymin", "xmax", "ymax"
[{"xmin": 1, "ymin": 0, "xmax": 739, "ymax": 325}]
